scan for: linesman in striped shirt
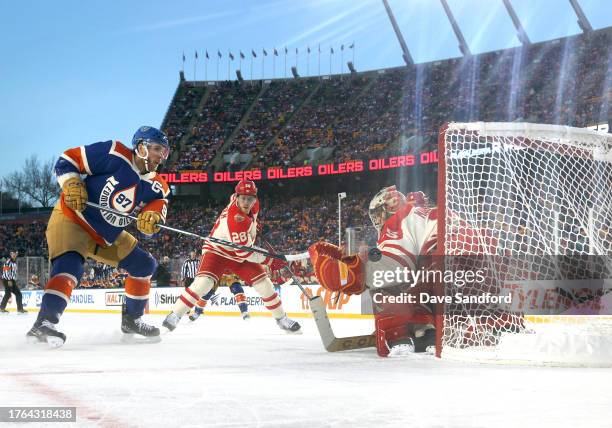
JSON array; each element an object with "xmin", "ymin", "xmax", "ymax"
[
  {"xmin": 1, "ymin": 251, "xmax": 27, "ymax": 314},
  {"xmin": 181, "ymin": 251, "xmax": 199, "ymax": 288}
]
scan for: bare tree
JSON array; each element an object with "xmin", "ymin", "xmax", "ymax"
[{"xmin": 3, "ymin": 155, "xmax": 60, "ymax": 207}]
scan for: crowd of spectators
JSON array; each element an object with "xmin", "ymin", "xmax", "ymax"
[
  {"xmin": 163, "ymin": 81, "xmax": 262, "ymax": 171},
  {"xmin": 0, "ymin": 221, "xmax": 48, "ymax": 257},
  {"xmin": 230, "ymin": 79, "xmax": 320, "ymax": 169},
  {"xmin": 160, "ymin": 27, "xmax": 611, "ymax": 171}
]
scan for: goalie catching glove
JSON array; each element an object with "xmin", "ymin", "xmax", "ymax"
[
  {"xmin": 308, "ymin": 241, "xmax": 365, "ymax": 295},
  {"xmin": 137, "ymin": 211, "xmax": 162, "ymax": 235},
  {"xmin": 62, "ymin": 177, "xmax": 88, "ymax": 212}
]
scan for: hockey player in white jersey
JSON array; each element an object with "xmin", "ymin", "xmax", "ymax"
[
  {"xmin": 308, "ymin": 186, "xmax": 437, "ymax": 356},
  {"xmin": 162, "ymin": 180, "xmax": 301, "ymax": 333}
]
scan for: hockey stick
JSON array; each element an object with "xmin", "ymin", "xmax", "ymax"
[
  {"xmin": 259, "ymin": 238, "xmax": 376, "ymax": 352},
  {"xmin": 85, "ymin": 201, "xmax": 309, "ymax": 261}
]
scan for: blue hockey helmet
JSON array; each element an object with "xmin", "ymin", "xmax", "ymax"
[{"xmin": 132, "ymin": 126, "xmax": 170, "ymax": 160}]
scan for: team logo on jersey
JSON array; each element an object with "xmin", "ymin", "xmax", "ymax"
[
  {"xmin": 111, "ymin": 184, "xmax": 137, "ymax": 213},
  {"xmin": 99, "ymin": 176, "xmax": 135, "ymax": 228},
  {"xmin": 234, "ymin": 214, "xmax": 245, "ymax": 223}
]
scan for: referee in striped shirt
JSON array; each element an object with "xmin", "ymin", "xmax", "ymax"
[
  {"xmin": 181, "ymin": 251, "xmax": 199, "ymax": 288},
  {"xmin": 1, "ymin": 251, "xmax": 26, "ymax": 313}
]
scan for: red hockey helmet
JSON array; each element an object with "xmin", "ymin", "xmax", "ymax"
[{"xmin": 235, "ymin": 180, "xmax": 258, "ymax": 196}]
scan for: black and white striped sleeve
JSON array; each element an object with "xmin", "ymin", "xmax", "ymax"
[
  {"xmin": 181, "ymin": 259, "xmax": 198, "ymax": 280},
  {"xmin": 4, "ymin": 260, "xmax": 17, "ymax": 281}
]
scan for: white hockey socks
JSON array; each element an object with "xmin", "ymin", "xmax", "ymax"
[
  {"xmin": 172, "ymin": 275, "xmax": 215, "ymax": 317},
  {"xmin": 253, "ymin": 278, "xmax": 285, "ymax": 319}
]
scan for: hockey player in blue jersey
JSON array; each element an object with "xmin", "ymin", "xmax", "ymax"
[{"xmin": 27, "ymin": 126, "xmax": 171, "ymax": 347}]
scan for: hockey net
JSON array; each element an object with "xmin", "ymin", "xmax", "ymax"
[{"xmin": 437, "ymin": 122, "xmax": 612, "ymax": 366}]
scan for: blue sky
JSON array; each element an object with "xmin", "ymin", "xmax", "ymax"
[{"xmin": 1, "ymin": 0, "xmax": 610, "ymax": 179}]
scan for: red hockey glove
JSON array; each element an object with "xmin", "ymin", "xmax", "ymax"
[{"xmin": 264, "ymin": 257, "xmax": 288, "ymax": 272}]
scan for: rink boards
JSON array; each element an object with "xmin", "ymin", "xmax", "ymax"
[{"xmin": 0, "ymin": 284, "xmax": 371, "ymax": 319}]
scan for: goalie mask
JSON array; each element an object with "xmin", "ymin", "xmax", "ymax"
[{"xmin": 368, "ymin": 186, "xmax": 406, "ymax": 231}]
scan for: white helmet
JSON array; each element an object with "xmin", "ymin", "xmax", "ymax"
[{"xmin": 368, "ymin": 186, "xmax": 406, "ymax": 231}]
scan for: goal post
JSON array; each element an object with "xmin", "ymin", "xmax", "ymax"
[{"xmin": 436, "ymin": 122, "xmax": 612, "ymax": 366}]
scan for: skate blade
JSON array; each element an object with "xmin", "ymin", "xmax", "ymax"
[
  {"xmin": 284, "ymin": 328, "xmax": 303, "ymax": 335},
  {"xmin": 46, "ymin": 336, "xmax": 66, "ymax": 349},
  {"xmin": 161, "ymin": 325, "xmax": 177, "ymax": 334},
  {"xmin": 121, "ymin": 333, "xmax": 162, "ymax": 344},
  {"xmin": 26, "ymin": 335, "xmax": 46, "ymax": 345}
]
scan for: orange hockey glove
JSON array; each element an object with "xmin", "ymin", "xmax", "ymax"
[
  {"xmin": 137, "ymin": 211, "xmax": 161, "ymax": 235},
  {"xmin": 62, "ymin": 177, "xmax": 88, "ymax": 212}
]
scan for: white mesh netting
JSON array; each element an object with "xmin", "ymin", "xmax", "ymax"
[{"xmin": 440, "ymin": 122, "xmax": 612, "ymax": 366}]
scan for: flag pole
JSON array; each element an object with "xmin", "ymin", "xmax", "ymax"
[{"xmin": 318, "ymin": 44, "xmax": 321, "ymax": 77}]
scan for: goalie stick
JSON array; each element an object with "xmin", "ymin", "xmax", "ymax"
[
  {"xmin": 259, "ymin": 238, "xmax": 376, "ymax": 352},
  {"xmin": 85, "ymin": 201, "xmax": 309, "ymax": 261}
]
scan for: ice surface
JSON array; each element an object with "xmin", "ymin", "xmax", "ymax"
[{"xmin": 1, "ymin": 312, "xmax": 611, "ymax": 428}]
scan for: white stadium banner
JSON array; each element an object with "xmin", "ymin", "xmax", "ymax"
[{"xmin": 1, "ymin": 285, "xmax": 366, "ymax": 318}]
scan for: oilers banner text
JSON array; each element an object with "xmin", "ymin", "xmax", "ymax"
[{"xmin": 160, "ymin": 150, "xmax": 438, "ymax": 184}]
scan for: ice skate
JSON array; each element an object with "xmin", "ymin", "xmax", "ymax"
[
  {"xmin": 121, "ymin": 303, "xmax": 161, "ymax": 343},
  {"xmin": 26, "ymin": 319, "xmax": 66, "ymax": 348},
  {"xmin": 0, "ymin": 309, "xmax": 8, "ymax": 314},
  {"xmin": 388, "ymin": 338, "xmax": 415, "ymax": 357},
  {"xmin": 276, "ymin": 315, "xmax": 301, "ymax": 334},
  {"xmin": 17, "ymin": 309, "xmax": 28, "ymax": 314},
  {"xmin": 413, "ymin": 325, "xmax": 436, "ymax": 353},
  {"xmin": 162, "ymin": 312, "xmax": 180, "ymax": 332},
  {"xmin": 188, "ymin": 309, "xmax": 202, "ymax": 322},
  {"xmin": 241, "ymin": 312, "xmax": 250, "ymax": 320}
]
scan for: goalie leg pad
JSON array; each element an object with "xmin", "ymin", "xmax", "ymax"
[{"xmin": 375, "ymin": 315, "xmax": 415, "ymax": 357}]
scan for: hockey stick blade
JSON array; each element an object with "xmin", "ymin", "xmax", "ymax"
[{"xmin": 309, "ymin": 296, "xmax": 375, "ymax": 352}]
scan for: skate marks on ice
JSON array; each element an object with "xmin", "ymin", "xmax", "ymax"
[{"xmin": 2, "ymin": 313, "xmax": 612, "ymax": 427}]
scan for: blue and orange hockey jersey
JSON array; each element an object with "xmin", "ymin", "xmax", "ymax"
[{"xmin": 55, "ymin": 140, "xmax": 170, "ymax": 246}]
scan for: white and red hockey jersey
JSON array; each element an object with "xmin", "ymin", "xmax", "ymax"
[
  {"xmin": 202, "ymin": 194, "xmax": 265, "ymax": 264},
  {"xmin": 366, "ymin": 203, "xmax": 438, "ymax": 288}
]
